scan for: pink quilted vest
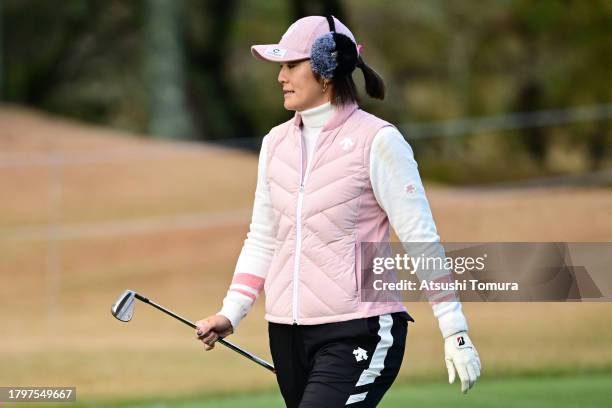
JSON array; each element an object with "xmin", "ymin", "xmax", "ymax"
[{"xmin": 264, "ymin": 102, "xmax": 407, "ymax": 325}]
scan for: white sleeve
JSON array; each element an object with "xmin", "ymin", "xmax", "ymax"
[
  {"xmin": 216, "ymin": 135, "xmax": 276, "ymax": 330},
  {"xmin": 370, "ymin": 126, "xmax": 468, "ymax": 338}
]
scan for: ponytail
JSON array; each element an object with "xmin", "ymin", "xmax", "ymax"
[
  {"xmin": 356, "ymin": 55, "xmax": 386, "ymax": 100},
  {"xmin": 321, "ymin": 53, "xmax": 386, "ymax": 106}
]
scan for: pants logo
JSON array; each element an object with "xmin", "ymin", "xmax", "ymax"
[
  {"xmin": 457, "ymin": 336, "xmax": 465, "ymax": 346},
  {"xmin": 353, "ymin": 347, "xmax": 368, "ymax": 362}
]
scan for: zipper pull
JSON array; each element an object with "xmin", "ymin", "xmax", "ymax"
[{"xmin": 299, "ymin": 184, "xmax": 304, "ymax": 193}]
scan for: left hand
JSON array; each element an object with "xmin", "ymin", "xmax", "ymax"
[
  {"xmin": 444, "ymin": 331, "xmax": 481, "ymax": 394},
  {"xmin": 195, "ymin": 315, "xmax": 234, "ymax": 351}
]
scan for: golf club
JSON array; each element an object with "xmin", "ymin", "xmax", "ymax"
[{"xmin": 111, "ymin": 289, "xmax": 275, "ymax": 373}]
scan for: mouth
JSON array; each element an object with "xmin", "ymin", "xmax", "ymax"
[{"xmin": 283, "ymin": 90, "xmax": 295, "ymax": 97}]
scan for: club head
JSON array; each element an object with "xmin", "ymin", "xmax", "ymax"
[{"xmin": 111, "ymin": 290, "xmax": 136, "ymax": 322}]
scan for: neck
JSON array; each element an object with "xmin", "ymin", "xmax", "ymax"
[{"xmin": 299, "ymin": 101, "xmax": 336, "ymax": 129}]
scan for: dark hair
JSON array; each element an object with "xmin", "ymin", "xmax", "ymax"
[{"xmin": 314, "ymin": 54, "xmax": 386, "ymax": 106}]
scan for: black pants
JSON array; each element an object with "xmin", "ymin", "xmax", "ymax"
[{"xmin": 268, "ymin": 312, "xmax": 414, "ymax": 407}]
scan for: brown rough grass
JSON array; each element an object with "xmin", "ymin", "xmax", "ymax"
[{"xmin": 1, "ymin": 105, "xmax": 611, "ymax": 399}]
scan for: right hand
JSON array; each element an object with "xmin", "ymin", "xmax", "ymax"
[
  {"xmin": 444, "ymin": 331, "xmax": 481, "ymax": 393},
  {"xmin": 195, "ymin": 315, "xmax": 234, "ymax": 351}
]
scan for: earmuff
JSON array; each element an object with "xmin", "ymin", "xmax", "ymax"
[{"xmin": 310, "ymin": 15, "xmax": 359, "ymax": 80}]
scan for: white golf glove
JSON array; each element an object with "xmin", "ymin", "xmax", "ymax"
[{"xmin": 444, "ymin": 331, "xmax": 481, "ymax": 393}]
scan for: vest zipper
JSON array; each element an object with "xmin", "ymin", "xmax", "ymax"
[
  {"xmin": 293, "ymin": 122, "xmax": 330, "ymax": 324},
  {"xmin": 293, "ymin": 182, "xmax": 304, "ymax": 324},
  {"xmin": 293, "ymin": 129, "xmax": 305, "ymax": 325},
  {"xmin": 293, "ymin": 129, "xmax": 316, "ymax": 325}
]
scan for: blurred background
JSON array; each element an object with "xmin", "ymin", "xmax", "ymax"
[{"xmin": 1, "ymin": 1, "xmax": 611, "ymax": 407}]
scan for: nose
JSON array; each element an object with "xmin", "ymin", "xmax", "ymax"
[{"xmin": 277, "ymin": 64, "xmax": 288, "ymax": 85}]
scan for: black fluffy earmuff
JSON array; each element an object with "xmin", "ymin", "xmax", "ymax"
[
  {"xmin": 325, "ymin": 15, "xmax": 359, "ymax": 77},
  {"xmin": 310, "ymin": 15, "xmax": 359, "ymax": 79}
]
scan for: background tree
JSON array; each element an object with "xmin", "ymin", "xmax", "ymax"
[
  {"xmin": 291, "ymin": 0, "xmax": 346, "ymax": 21},
  {"xmin": 143, "ymin": 0, "xmax": 193, "ymax": 139},
  {"xmin": 1, "ymin": 0, "xmax": 610, "ymax": 180},
  {"xmin": 183, "ymin": 0, "xmax": 255, "ymax": 143},
  {"xmin": 3, "ymin": 0, "xmax": 143, "ymax": 130}
]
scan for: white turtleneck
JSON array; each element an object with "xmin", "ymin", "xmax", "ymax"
[
  {"xmin": 217, "ymin": 101, "xmax": 468, "ymax": 338},
  {"xmin": 300, "ymin": 101, "xmax": 334, "ymax": 171}
]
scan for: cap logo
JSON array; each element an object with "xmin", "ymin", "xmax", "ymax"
[{"xmin": 265, "ymin": 46, "xmax": 287, "ymax": 58}]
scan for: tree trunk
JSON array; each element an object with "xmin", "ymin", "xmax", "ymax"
[
  {"xmin": 184, "ymin": 0, "xmax": 259, "ymax": 143},
  {"xmin": 291, "ymin": 0, "xmax": 347, "ymax": 21},
  {"xmin": 143, "ymin": 0, "xmax": 193, "ymax": 139}
]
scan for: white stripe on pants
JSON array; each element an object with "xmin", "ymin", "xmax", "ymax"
[{"xmin": 345, "ymin": 314, "xmax": 394, "ymax": 405}]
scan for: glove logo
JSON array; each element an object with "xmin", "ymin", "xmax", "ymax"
[
  {"xmin": 457, "ymin": 336, "xmax": 465, "ymax": 346},
  {"xmin": 353, "ymin": 347, "xmax": 368, "ymax": 362}
]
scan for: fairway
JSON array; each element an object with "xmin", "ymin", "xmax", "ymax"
[{"xmin": 73, "ymin": 373, "xmax": 612, "ymax": 407}]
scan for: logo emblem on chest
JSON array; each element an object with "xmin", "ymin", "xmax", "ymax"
[{"xmin": 340, "ymin": 137, "xmax": 355, "ymax": 151}]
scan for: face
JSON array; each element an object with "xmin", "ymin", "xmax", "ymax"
[{"xmin": 278, "ymin": 59, "xmax": 331, "ymax": 111}]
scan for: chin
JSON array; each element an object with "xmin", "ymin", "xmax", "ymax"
[{"xmin": 284, "ymin": 100, "xmax": 298, "ymax": 111}]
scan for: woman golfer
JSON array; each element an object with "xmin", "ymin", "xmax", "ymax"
[{"xmin": 195, "ymin": 15, "xmax": 481, "ymax": 407}]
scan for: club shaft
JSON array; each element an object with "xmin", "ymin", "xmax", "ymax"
[{"xmin": 133, "ymin": 293, "xmax": 275, "ymax": 373}]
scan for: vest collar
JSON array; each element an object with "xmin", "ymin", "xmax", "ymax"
[{"xmin": 292, "ymin": 102, "xmax": 359, "ymax": 132}]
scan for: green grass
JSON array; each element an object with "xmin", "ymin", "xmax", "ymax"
[{"xmin": 71, "ymin": 372, "xmax": 612, "ymax": 408}]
